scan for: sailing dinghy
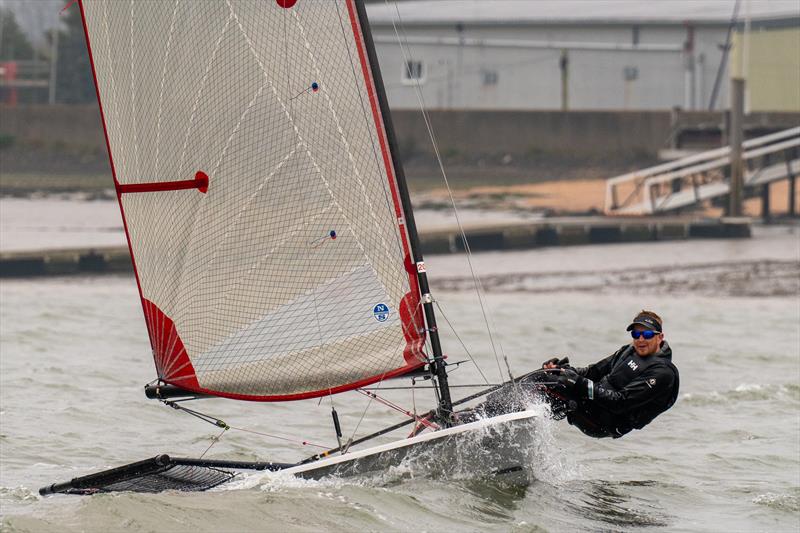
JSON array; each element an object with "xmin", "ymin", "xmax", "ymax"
[{"xmin": 40, "ymin": 0, "xmax": 542, "ymax": 495}]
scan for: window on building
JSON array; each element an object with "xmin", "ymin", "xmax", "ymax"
[
  {"xmin": 482, "ymin": 69, "xmax": 499, "ymax": 86},
  {"xmin": 402, "ymin": 60, "xmax": 425, "ymax": 85},
  {"xmin": 623, "ymin": 66, "xmax": 639, "ymax": 81}
]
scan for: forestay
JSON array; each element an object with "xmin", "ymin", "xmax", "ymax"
[{"xmin": 80, "ymin": 0, "xmax": 425, "ymax": 400}]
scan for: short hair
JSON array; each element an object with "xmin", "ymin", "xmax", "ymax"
[{"xmin": 637, "ymin": 310, "xmax": 663, "ymax": 329}]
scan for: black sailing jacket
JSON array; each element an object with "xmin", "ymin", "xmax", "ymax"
[{"xmin": 573, "ymin": 341, "xmax": 679, "ymax": 437}]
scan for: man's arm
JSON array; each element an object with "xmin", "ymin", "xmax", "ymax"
[
  {"xmin": 589, "ymin": 366, "xmax": 675, "ymax": 414},
  {"xmin": 575, "ymin": 346, "xmax": 626, "ymax": 381}
]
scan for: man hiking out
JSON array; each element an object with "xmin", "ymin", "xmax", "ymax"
[
  {"xmin": 471, "ymin": 310, "xmax": 679, "ymax": 439},
  {"xmin": 541, "ymin": 310, "xmax": 680, "ymax": 438}
]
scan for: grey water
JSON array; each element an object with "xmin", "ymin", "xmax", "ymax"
[{"xmin": 1, "ymin": 220, "xmax": 799, "ymax": 532}]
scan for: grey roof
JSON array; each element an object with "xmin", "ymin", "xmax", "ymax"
[{"xmin": 367, "ymin": 0, "xmax": 800, "ymax": 26}]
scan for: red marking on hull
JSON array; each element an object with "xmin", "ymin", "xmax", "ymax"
[
  {"xmin": 118, "ymin": 171, "xmax": 209, "ymax": 194},
  {"xmin": 276, "ymin": 0, "xmax": 297, "ymax": 8}
]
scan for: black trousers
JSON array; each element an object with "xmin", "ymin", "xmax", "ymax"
[{"xmin": 567, "ymin": 402, "xmax": 632, "ymax": 439}]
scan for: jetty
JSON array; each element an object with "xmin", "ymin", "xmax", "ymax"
[{"xmin": 1, "ymin": 216, "xmax": 750, "ymax": 277}]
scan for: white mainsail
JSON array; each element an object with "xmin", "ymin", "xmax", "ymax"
[{"xmin": 80, "ymin": 0, "xmax": 425, "ymax": 399}]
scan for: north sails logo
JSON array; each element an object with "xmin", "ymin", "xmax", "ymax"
[
  {"xmin": 627, "ymin": 360, "xmax": 639, "ymax": 371},
  {"xmin": 373, "ymin": 303, "xmax": 390, "ymax": 322}
]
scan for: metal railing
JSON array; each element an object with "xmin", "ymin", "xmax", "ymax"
[{"xmin": 605, "ymin": 127, "xmax": 800, "ymax": 215}]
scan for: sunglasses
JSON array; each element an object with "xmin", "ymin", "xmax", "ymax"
[{"xmin": 631, "ymin": 330, "xmax": 658, "ymax": 340}]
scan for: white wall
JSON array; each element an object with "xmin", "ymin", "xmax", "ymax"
[{"xmin": 372, "ymin": 23, "xmax": 730, "ymax": 111}]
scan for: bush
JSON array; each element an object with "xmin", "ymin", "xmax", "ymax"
[{"xmin": 0, "ymin": 134, "xmax": 15, "ymax": 149}]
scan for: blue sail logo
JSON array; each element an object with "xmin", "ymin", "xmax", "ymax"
[{"xmin": 372, "ymin": 303, "xmax": 390, "ymax": 322}]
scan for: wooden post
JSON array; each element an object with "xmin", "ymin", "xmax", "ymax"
[
  {"xmin": 728, "ymin": 78, "xmax": 745, "ymax": 217},
  {"xmin": 670, "ymin": 106, "xmax": 680, "ymax": 149},
  {"xmin": 48, "ymin": 28, "xmax": 59, "ymax": 105},
  {"xmin": 761, "ymin": 183, "xmax": 771, "ymax": 223},
  {"xmin": 560, "ymin": 49, "xmax": 569, "ymax": 111},
  {"xmin": 788, "ymin": 149, "xmax": 797, "ymax": 217}
]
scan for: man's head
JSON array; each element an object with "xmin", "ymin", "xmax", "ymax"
[{"xmin": 626, "ymin": 310, "xmax": 664, "ymax": 357}]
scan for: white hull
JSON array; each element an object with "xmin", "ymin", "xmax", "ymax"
[{"xmin": 281, "ymin": 410, "xmax": 540, "ymax": 482}]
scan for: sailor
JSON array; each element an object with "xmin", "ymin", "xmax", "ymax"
[{"xmin": 542, "ymin": 310, "xmax": 679, "ymax": 438}]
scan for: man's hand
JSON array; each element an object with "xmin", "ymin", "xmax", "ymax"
[
  {"xmin": 555, "ymin": 368, "xmax": 591, "ymax": 399},
  {"xmin": 542, "ymin": 357, "xmax": 560, "ymax": 369},
  {"xmin": 542, "ymin": 356, "xmax": 570, "ymax": 370}
]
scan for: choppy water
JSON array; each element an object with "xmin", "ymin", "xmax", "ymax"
[{"xmin": 1, "ymin": 225, "xmax": 799, "ymax": 532}]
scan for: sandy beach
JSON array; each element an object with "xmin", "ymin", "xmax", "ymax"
[{"xmin": 416, "ymin": 177, "xmax": 800, "ymax": 218}]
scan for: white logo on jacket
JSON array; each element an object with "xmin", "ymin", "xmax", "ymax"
[{"xmin": 627, "ymin": 360, "xmax": 638, "ymax": 371}]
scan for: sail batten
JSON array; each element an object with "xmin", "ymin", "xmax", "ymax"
[{"xmin": 80, "ymin": 0, "xmax": 426, "ymax": 401}]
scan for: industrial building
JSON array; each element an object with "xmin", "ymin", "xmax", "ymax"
[{"xmin": 367, "ymin": 0, "xmax": 800, "ymax": 111}]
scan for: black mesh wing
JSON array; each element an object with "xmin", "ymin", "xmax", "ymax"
[{"xmin": 40, "ymin": 455, "xmax": 292, "ymax": 495}]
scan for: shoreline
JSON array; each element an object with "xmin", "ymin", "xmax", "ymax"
[
  {"xmin": 3, "ymin": 173, "xmax": 798, "ymax": 219},
  {"xmin": 0, "ymin": 215, "xmax": 756, "ymax": 278}
]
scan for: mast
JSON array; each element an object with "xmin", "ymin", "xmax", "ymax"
[{"xmin": 354, "ymin": 0, "xmax": 454, "ymax": 421}]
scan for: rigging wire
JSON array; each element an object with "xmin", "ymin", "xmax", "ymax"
[
  {"xmin": 708, "ymin": 0, "xmax": 741, "ymax": 110},
  {"xmin": 225, "ymin": 425, "xmax": 330, "ymax": 450},
  {"xmin": 356, "ymin": 389, "xmax": 439, "ymax": 430},
  {"xmin": 434, "ymin": 299, "xmax": 490, "ymax": 384},
  {"xmin": 161, "ymin": 399, "xmax": 329, "ymax": 450},
  {"xmin": 199, "ymin": 427, "xmax": 228, "ymax": 459},
  {"xmin": 361, "ymin": 384, "xmax": 501, "ymax": 390},
  {"xmin": 385, "ymin": 0, "xmax": 514, "ymax": 383}
]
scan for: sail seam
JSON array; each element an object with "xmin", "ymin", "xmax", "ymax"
[
  {"xmin": 176, "ymin": 11, "xmax": 233, "ymax": 180},
  {"xmin": 205, "ymin": 201, "xmax": 336, "ymax": 324},
  {"xmin": 153, "ymin": 0, "xmax": 180, "ymax": 179},
  {"xmin": 167, "ymin": 9, "xmax": 235, "ymax": 349},
  {"xmin": 291, "ymin": 9, "xmax": 398, "ymax": 284},
  {"xmin": 101, "ymin": 1, "xmax": 122, "ymax": 183},
  {"xmin": 225, "ymin": 0, "xmax": 389, "ymax": 298},
  {"xmin": 172, "ymin": 80, "xmax": 271, "ymax": 324},
  {"xmin": 201, "ymin": 142, "xmax": 305, "ymax": 325},
  {"xmin": 128, "ymin": 0, "xmax": 139, "ymax": 183},
  {"xmin": 210, "ymin": 84, "xmax": 268, "ymax": 177}
]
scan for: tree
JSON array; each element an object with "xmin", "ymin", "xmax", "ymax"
[
  {"xmin": 0, "ymin": 8, "xmax": 35, "ymax": 60},
  {"xmin": 54, "ymin": 4, "xmax": 94, "ymax": 104}
]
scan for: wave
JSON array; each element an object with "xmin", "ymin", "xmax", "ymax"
[
  {"xmin": 680, "ymin": 383, "xmax": 800, "ymax": 405},
  {"xmin": 753, "ymin": 491, "xmax": 800, "ymax": 512},
  {"xmin": 0, "ymin": 486, "xmax": 39, "ymax": 503}
]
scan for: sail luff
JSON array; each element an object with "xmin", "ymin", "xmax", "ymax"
[{"xmin": 351, "ymin": 0, "xmax": 454, "ymax": 418}]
